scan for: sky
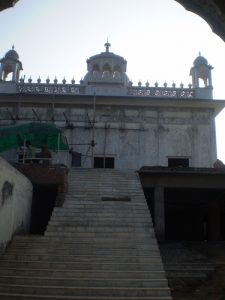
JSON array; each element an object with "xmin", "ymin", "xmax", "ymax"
[{"xmin": 1, "ymin": 0, "xmax": 225, "ymax": 160}]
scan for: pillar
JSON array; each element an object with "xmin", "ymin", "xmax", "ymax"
[
  {"xmin": 0, "ymin": 63, "xmax": 2, "ymax": 80},
  {"xmin": 208, "ymin": 70, "xmax": 212, "ymax": 87},
  {"xmin": 209, "ymin": 201, "xmax": 221, "ymax": 240},
  {"xmin": 193, "ymin": 71, "xmax": 199, "ymax": 88},
  {"xmin": 12, "ymin": 65, "xmax": 16, "ymax": 81},
  {"xmin": 154, "ymin": 185, "xmax": 165, "ymax": 241}
]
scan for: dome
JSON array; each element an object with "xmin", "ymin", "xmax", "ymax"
[
  {"xmin": 4, "ymin": 47, "xmax": 19, "ymax": 60},
  {"xmin": 86, "ymin": 47, "xmax": 127, "ymax": 69},
  {"xmin": 83, "ymin": 42, "xmax": 129, "ymax": 86},
  {"xmin": 193, "ymin": 53, "xmax": 208, "ymax": 67}
]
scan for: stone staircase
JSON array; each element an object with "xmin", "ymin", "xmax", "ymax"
[{"xmin": 0, "ymin": 168, "xmax": 172, "ymax": 299}]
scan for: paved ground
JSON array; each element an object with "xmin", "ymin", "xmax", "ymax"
[{"xmin": 160, "ymin": 241, "xmax": 225, "ymax": 300}]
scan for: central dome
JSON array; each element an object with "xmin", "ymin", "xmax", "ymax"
[{"xmin": 83, "ymin": 42, "xmax": 129, "ymax": 86}]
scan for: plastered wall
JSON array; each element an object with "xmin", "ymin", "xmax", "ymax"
[
  {"xmin": 0, "ymin": 104, "xmax": 217, "ymax": 169},
  {"xmin": 63, "ymin": 106, "xmax": 216, "ymax": 168},
  {"xmin": 0, "ymin": 157, "xmax": 32, "ymax": 253}
]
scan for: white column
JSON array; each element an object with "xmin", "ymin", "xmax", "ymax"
[{"xmin": 208, "ymin": 70, "xmax": 213, "ymax": 87}]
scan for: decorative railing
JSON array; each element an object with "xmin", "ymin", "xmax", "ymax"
[
  {"xmin": 17, "ymin": 83, "xmax": 86, "ymax": 95},
  {"xmin": 128, "ymin": 87, "xmax": 195, "ymax": 99},
  {"xmin": 16, "ymin": 82, "xmax": 195, "ymax": 99}
]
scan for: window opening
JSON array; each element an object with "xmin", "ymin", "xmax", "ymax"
[
  {"xmin": 72, "ymin": 151, "xmax": 81, "ymax": 167},
  {"xmin": 168, "ymin": 158, "xmax": 189, "ymax": 167},
  {"xmin": 94, "ymin": 156, "xmax": 114, "ymax": 168}
]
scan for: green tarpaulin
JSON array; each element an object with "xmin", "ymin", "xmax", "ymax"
[{"xmin": 0, "ymin": 122, "xmax": 69, "ymax": 152}]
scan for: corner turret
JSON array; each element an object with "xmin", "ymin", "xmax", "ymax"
[
  {"xmin": 0, "ymin": 46, "xmax": 23, "ymax": 82},
  {"xmin": 190, "ymin": 53, "xmax": 213, "ymax": 99}
]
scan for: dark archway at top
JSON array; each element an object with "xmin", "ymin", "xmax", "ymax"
[
  {"xmin": 1, "ymin": 0, "xmax": 225, "ymax": 41},
  {"xmin": 0, "ymin": 0, "xmax": 18, "ymax": 11},
  {"xmin": 175, "ymin": 0, "xmax": 225, "ymax": 41}
]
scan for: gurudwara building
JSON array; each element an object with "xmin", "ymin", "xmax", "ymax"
[
  {"xmin": 0, "ymin": 43, "xmax": 222, "ymax": 169},
  {"xmin": 1, "ymin": 41, "xmax": 225, "ymax": 300},
  {"xmin": 0, "ymin": 42, "xmax": 225, "ymax": 242}
]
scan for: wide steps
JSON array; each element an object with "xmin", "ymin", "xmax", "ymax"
[
  {"xmin": 46, "ymin": 223, "xmax": 154, "ymax": 231},
  {"xmin": 10, "ymin": 236, "xmax": 159, "ymax": 250},
  {"xmin": 0, "ymin": 285, "xmax": 171, "ymax": 297},
  {"xmin": 50, "ymin": 212, "xmax": 151, "ymax": 218},
  {"xmin": 0, "ymin": 168, "xmax": 171, "ymax": 299},
  {"xmin": 0, "ymin": 294, "xmax": 172, "ymax": 300},
  {"xmin": 64, "ymin": 197, "xmax": 145, "ymax": 203},
  {"xmin": 44, "ymin": 233, "xmax": 158, "ymax": 244},
  {"xmin": 7, "ymin": 245, "xmax": 157, "ymax": 256},
  {"xmin": 48, "ymin": 220, "xmax": 153, "ymax": 226},
  {"xmin": 0, "ymin": 276, "xmax": 168, "ymax": 288},
  {"xmin": 45, "ymin": 226, "xmax": 155, "ymax": 235},
  {"xmin": 0, "ymin": 268, "xmax": 167, "ymax": 280},
  {"xmin": 2, "ymin": 253, "xmax": 162, "ymax": 264},
  {"xmin": 57, "ymin": 204, "xmax": 149, "ymax": 210},
  {"xmin": 0, "ymin": 260, "xmax": 164, "ymax": 271}
]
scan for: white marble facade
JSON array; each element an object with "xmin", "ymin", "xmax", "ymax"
[
  {"xmin": 0, "ymin": 43, "xmax": 223, "ymax": 169},
  {"xmin": 61, "ymin": 105, "xmax": 217, "ymax": 169}
]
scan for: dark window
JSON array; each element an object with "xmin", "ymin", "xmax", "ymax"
[
  {"xmin": 168, "ymin": 158, "xmax": 189, "ymax": 167},
  {"xmin": 94, "ymin": 157, "xmax": 104, "ymax": 168},
  {"xmin": 72, "ymin": 152, "xmax": 81, "ymax": 167},
  {"xmin": 105, "ymin": 157, "xmax": 114, "ymax": 168},
  {"xmin": 94, "ymin": 156, "xmax": 114, "ymax": 168}
]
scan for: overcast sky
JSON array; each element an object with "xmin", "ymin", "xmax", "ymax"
[{"xmin": 1, "ymin": 0, "xmax": 225, "ymax": 160}]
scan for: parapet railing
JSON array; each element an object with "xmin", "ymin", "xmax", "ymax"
[
  {"xmin": 17, "ymin": 82, "xmax": 195, "ymax": 99},
  {"xmin": 17, "ymin": 83, "xmax": 85, "ymax": 95},
  {"xmin": 127, "ymin": 86, "xmax": 194, "ymax": 98}
]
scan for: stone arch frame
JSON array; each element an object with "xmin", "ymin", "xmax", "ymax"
[
  {"xmin": 113, "ymin": 64, "xmax": 121, "ymax": 79},
  {"xmin": 102, "ymin": 63, "xmax": 112, "ymax": 79},
  {"xmin": 102, "ymin": 63, "xmax": 111, "ymax": 72},
  {"xmin": 92, "ymin": 63, "xmax": 100, "ymax": 79},
  {"xmin": 113, "ymin": 65, "xmax": 121, "ymax": 72},
  {"xmin": 92, "ymin": 63, "xmax": 100, "ymax": 71}
]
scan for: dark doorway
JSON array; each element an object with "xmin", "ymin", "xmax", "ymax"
[
  {"xmin": 94, "ymin": 156, "xmax": 114, "ymax": 168},
  {"xmin": 165, "ymin": 188, "xmax": 225, "ymax": 241},
  {"xmin": 144, "ymin": 186, "xmax": 225, "ymax": 241},
  {"xmin": 30, "ymin": 184, "xmax": 57, "ymax": 234}
]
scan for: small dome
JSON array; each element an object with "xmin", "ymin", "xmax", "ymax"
[
  {"xmin": 5, "ymin": 47, "xmax": 19, "ymax": 60},
  {"xmin": 193, "ymin": 53, "xmax": 208, "ymax": 67}
]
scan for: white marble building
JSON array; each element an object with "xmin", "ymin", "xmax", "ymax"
[{"xmin": 0, "ymin": 42, "xmax": 224, "ymax": 169}]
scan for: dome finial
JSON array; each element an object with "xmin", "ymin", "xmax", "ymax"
[
  {"xmin": 104, "ymin": 39, "xmax": 111, "ymax": 52},
  {"xmin": 12, "ymin": 44, "xmax": 15, "ymax": 50}
]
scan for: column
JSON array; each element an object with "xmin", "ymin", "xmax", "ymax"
[
  {"xmin": 154, "ymin": 185, "xmax": 165, "ymax": 241},
  {"xmin": 208, "ymin": 69, "xmax": 213, "ymax": 87},
  {"xmin": 0, "ymin": 64, "xmax": 2, "ymax": 80},
  {"xmin": 210, "ymin": 114, "xmax": 217, "ymax": 166},
  {"xmin": 209, "ymin": 201, "xmax": 221, "ymax": 240}
]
